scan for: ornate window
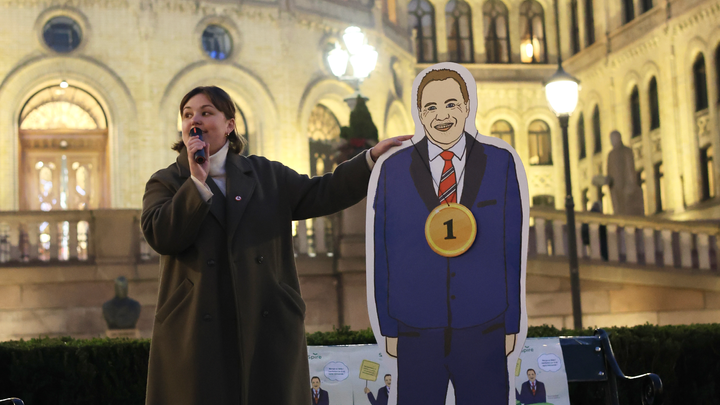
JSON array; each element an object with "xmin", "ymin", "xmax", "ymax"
[
  {"xmin": 409, "ymin": 0, "xmax": 437, "ymax": 63},
  {"xmin": 201, "ymin": 25, "xmax": 232, "ymax": 60},
  {"xmin": 519, "ymin": 0, "xmax": 547, "ymax": 63},
  {"xmin": 483, "ymin": 0, "xmax": 511, "ymax": 63},
  {"xmin": 490, "ymin": 120, "xmax": 515, "ymax": 147},
  {"xmin": 43, "ymin": 16, "xmax": 82, "ymax": 53},
  {"xmin": 694, "ymin": 54, "xmax": 709, "ymax": 112},
  {"xmin": 570, "ymin": 0, "xmax": 580, "ymax": 55},
  {"xmin": 577, "ymin": 113, "xmax": 586, "ymax": 159},
  {"xmin": 640, "ymin": 0, "xmax": 653, "ymax": 14},
  {"xmin": 307, "ymin": 105, "xmax": 341, "ymax": 176},
  {"xmin": 446, "ymin": 0, "xmax": 474, "ymax": 63},
  {"xmin": 584, "ymin": 0, "xmax": 595, "ymax": 46},
  {"xmin": 592, "ymin": 105, "xmax": 601, "ymax": 154},
  {"xmin": 630, "ymin": 86, "xmax": 642, "ymax": 137},
  {"xmin": 622, "ymin": 0, "xmax": 634, "ymax": 24},
  {"xmin": 528, "ymin": 120, "xmax": 552, "ymax": 165},
  {"xmin": 649, "ymin": 77, "xmax": 660, "ymax": 130}
]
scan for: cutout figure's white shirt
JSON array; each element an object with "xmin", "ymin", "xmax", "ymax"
[
  {"xmin": 191, "ymin": 140, "xmax": 229, "ymax": 200},
  {"xmin": 428, "ymin": 135, "xmax": 466, "ymax": 201}
]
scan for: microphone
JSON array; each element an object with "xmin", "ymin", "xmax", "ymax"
[{"xmin": 190, "ymin": 127, "xmax": 206, "ymax": 164}]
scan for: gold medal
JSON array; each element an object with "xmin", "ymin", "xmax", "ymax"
[{"xmin": 425, "ymin": 203, "xmax": 477, "ymax": 257}]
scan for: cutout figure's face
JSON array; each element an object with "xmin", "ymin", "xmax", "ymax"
[
  {"xmin": 384, "ymin": 375, "xmax": 392, "ymax": 387},
  {"xmin": 419, "ymin": 78, "xmax": 470, "ymax": 149},
  {"xmin": 311, "ymin": 378, "xmax": 321, "ymax": 389},
  {"xmin": 527, "ymin": 370, "xmax": 536, "ymax": 382}
]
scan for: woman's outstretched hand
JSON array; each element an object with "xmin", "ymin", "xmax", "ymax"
[{"xmin": 370, "ymin": 135, "xmax": 414, "ymax": 162}]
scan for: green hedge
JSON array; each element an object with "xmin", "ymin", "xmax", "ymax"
[{"xmin": 0, "ymin": 324, "xmax": 718, "ymax": 404}]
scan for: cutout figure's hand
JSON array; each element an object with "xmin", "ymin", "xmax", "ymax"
[
  {"xmin": 364, "ymin": 387, "xmax": 371, "ymax": 394},
  {"xmin": 370, "ymin": 135, "xmax": 414, "ymax": 162},
  {"xmin": 386, "ymin": 337, "xmax": 398, "ymax": 358},
  {"xmin": 505, "ymin": 334, "xmax": 517, "ymax": 356}
]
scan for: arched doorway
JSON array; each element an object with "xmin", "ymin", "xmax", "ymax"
[{"xmin": 19, "ymin": 84, "xmax": 109, "ymax": 211}]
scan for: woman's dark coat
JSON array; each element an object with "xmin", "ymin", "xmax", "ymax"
[{"xmin": 141, "ymin": 148, "xmax": 371, "ymax": 405}]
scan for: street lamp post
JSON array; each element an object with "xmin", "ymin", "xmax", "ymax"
[
  {"xmin": 326, "ymin": 26, "xmax": 379, "ymax": 107},
  {"xmin": 545, "ymin": 0, "xmax": 583, "ymax": 330}
]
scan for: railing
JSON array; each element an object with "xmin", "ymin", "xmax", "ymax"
[
  {"xmin": 0, "ymin": 210, "xmax": 93, "ymax": 263},
  {"xmin": 531, "ymin": 207, "xmax": 720, "ymax": 271},
  {"xmin": 292, "ymin": 215, "xmax": 338, "ymax": 257},
  {"xmin": 4, "ymin": 207, "xmax": 715, "ymax": 272},
  {"xmin": 0, "ymin": 210, "xmax": 337, "ymax": 265}
]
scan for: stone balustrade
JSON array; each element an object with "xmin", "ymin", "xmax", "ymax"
[
  {"xmin": 0, "ymin": 210, "xmax": 337, "ymax": 266},
  {"xmin": 0, "ymin": 210, "xmax": 144, "ymax": 265},
  {"xmin": 531, "ymin": 207, "xmax": 720, "ymax": 272}
]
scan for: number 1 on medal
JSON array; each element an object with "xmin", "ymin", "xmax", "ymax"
[{"xmin": 443, "ymin": 219, "xmax": 456, "ymax": 240}]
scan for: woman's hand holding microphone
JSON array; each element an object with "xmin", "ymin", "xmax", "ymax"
[{"xmin": 186, "ymin": 127, "xmax": 210, "ymax": 183}]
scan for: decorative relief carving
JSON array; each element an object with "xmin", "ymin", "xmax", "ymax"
[
  {"xmin": 696, "ymin": 111, "xmax": 710, "ymax": 140},
  {"xmin": 666, "ymin": 2, "xmax": 720, "ymax": 37},
  {"xmin": 633, "ymin": 144, "xmax": 643, "ymax": 162},
  {"xmin": 610, "ymin": 36, "xmax": 660, "ymax": 68},
  {"xmin": 529, "ymin": 172, "xmax": 554, "ymax": 194},
  {"xmin": 652, "ymin": 138, "xmax": 662, "ymax": 154}
]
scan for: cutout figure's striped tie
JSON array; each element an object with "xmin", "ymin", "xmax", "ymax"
[{"xmin": 438, "ymin": 150, "xmax": 457, "ymax": 204}]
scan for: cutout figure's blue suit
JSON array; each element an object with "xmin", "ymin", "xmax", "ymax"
[{"xmin": 374, "ymin": 134, "xmax": 523, "ymax": 404}]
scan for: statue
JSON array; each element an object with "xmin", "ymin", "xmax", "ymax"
[
  {"xmin": 593, "ymin": 130, "xmax": 645, "ymax": 216},
  {"xmin": 102, "ymin": 276, "xmax": 141, "ymax": 330}
]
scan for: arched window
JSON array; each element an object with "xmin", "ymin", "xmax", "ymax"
[
  {"xmin": 307, "ymin": 105, "xmax": 341, "ymax": 176},
  {"xmin": 528, "ymin": 120, "xmax": 552, "ymax": 165},
  {"xmin": 592, "ymin": 105, "xmax": 601, "ymax": 154},
  {"xmin": 409, "ymin": 0, "xmax": 437, "ymax": 63},
  {"xmin": 519, "ymin": 0, "xmax": 547, "ymax": 63},
  {"xmin": 570, "ymin": 0, "xmax": 580, "ymax": 55},
  {"xmin": 694, "ymin": 54, "xmax": 709, "ymax": 112},
  {"xmin": 446, "ymin": 0, "xmax": 474, "ymax": 63},
  {"xmin": 483, "ymin": 0, "xmax": 510, "ymax": 63},
  {"xmin": 490, "ymin": 120, "xmax": 515, "ymax": 147},
  {"xmin": 640, "ymin": 0, "xmax": 653, "ymax": 14},
  {"xmin": 649, "ymin": 77, "xmax": 660, "ymax": 130},
  {"xmin": 622, "ymin": 0, "xmax": 634, "ymax": 24},
  {"xmin": 577, "ymin": 113, "xmax": 586, "ymax": 159},
  {"xmin": 584, "ymin": 0, "xmax": 595, "ymax": 46},
  {"xmin": 630, "ymin": 86, "xmax": 642, "ymax": 137}
]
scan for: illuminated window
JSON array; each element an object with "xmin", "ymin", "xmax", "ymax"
[
  {"xmin": 519, "ymin": 0, "xmax": 546, "ymax": 63},
  {"xmin": 528, "ymin": 120, "xmax": 552, "ymax": 165},
  {"xmin": 446, "ymin": 0, "xmax": 474, "ymax": 63},
  {"xmin": 307, "ymin": 105, "xmax": 341, "ymax": 176},
  {"xmin": 409, "ymin": 0, "xmax": 437, "ymax": 63},
  {"xmin": 490, "ymin": 120, "xmax": 515, "ymax": 147},
  {"xmin": 483, "ymin": 0, "xmax": 511, "ymax": 63}
]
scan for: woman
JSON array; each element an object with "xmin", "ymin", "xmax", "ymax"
[{"xmin": 141, "ymin": 86, "xmax": 408, "ymax": 405}]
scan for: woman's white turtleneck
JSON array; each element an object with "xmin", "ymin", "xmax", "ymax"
[{"xmin": 191, "ymin": 140, "xmax": 229, "ymax": 201}]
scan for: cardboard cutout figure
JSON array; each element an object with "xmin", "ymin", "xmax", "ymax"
[{"xmin": 366, "ymin": 63, "xmax": 530, "ymax": 405}]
